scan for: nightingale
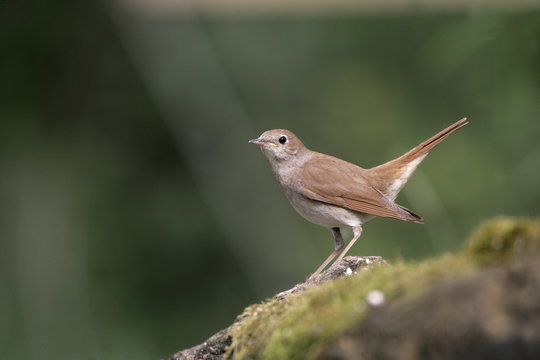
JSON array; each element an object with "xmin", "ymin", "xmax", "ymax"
[{"xmin": 249, "ymin": 118, "xmax": 468, "ymax": 279}]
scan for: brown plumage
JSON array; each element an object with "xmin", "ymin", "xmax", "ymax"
[{"xmin": 299, "ymin": 156, "xmax": 423, "ymax": 224}]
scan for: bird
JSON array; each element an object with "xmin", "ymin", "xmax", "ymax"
[{"xmin": 249, "ymin": 117, "xmax": 469, "ymax": 280}]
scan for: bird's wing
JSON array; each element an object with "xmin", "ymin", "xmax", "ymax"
[{"xmin": 298, "ymin": 155, "xmax": 423, "ymax": 223}]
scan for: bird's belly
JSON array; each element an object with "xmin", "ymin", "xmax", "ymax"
[{"xmin": 287, "ymin": 193, "xmax": 371, "ymax": 228}]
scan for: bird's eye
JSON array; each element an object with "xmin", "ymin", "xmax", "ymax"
[{"xmin": 279, "ymin": 136, "xmax": 287, "ymax": 144}]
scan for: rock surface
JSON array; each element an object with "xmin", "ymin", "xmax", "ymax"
[
  {"xmin": 169, "ymin": 329, "xmax": 231, "ymax": 360},
  {"xmin": 169, "ymin": 256, "xmax": 384, "ymax": 360},
  {"xmin": 169, "ymin": 217, "xmax": 540, "ymax": 360},
  {"xmin": 329, "ymin": 257, "xmax": 540, "ymax": 360}
]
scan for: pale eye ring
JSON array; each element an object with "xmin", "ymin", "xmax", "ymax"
[{"xmin": 279, "ymin": 136, "xmax": 287, "ymax": 144}]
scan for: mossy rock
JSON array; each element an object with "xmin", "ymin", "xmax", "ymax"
[
  {"xmin": 170, "ymin": 217, "xmax": 540, "ymax": 360},
  {"xmin": 465, "ymin": 217, "xmax": 540, "ymax": 264}
]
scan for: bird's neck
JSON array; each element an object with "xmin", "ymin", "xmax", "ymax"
[{"xmin": 267, "ymin": 150, "xmax": 312, "ymax": 188}]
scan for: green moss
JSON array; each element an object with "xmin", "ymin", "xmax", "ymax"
[
  {"xmin": 228, "ymin": 259, "xmax": 468, "ymax": 359},
  {"xmin": 465, "ymin": 217, "xmax": 540, "ymax": 264},
  {"xmin": 226, "ymin": 217, "xmax": 540, "ymax": 360}
]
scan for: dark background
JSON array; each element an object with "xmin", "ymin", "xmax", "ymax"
[{"xmin": 1, "ymin": 1, "xmax": 539, "ymax": 359}]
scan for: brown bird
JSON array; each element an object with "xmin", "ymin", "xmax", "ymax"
[{"xmin": 249, "ymin": 118, "xmax": 468, "ymax": 279}]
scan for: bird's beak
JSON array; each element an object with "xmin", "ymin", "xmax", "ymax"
[
  {"xmin": 248, "ymin": 138, "xmax": 277, "ymax": 147},
  {"xmin": 248, "ymin": 138, "xmax": 263, "ymax": 145}
]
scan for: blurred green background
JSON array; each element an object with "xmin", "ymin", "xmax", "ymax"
[{"xmin": 2, "ymin": 0, "xmax": 540, "ymax": 359}]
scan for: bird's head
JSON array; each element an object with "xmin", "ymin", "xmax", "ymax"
[{"xmin": 249, "ymin": 129, "xmax": 306, "ymax": 163}]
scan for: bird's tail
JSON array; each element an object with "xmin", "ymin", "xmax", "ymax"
[{"xmin": 370, "ymin": 117, "xmax": 469, "ymax": 200}]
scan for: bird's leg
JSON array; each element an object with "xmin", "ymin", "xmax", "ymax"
[
  {"xmin": 335, "ymin": 225, "xmax": 362, "ymax": 262},
  {"xmin": 308, "ymin": 227, "xmax": 344, "ymax": 280}
]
